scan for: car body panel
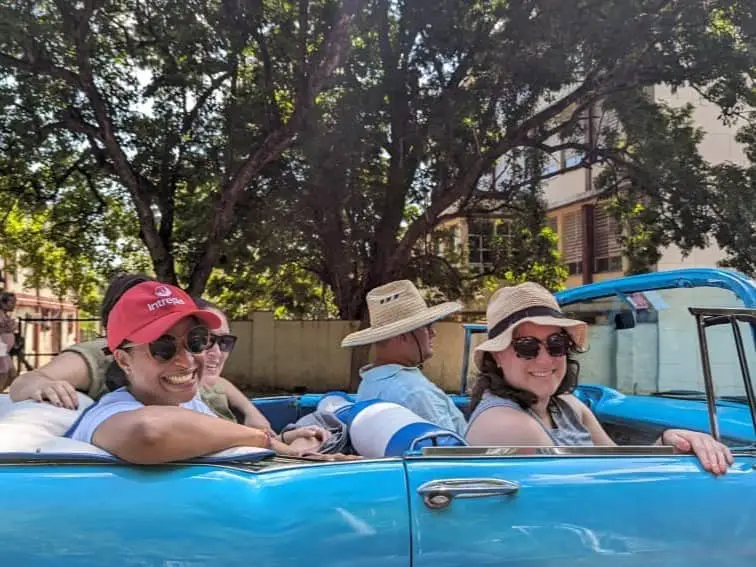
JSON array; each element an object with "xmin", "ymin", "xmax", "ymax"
[
  {"xmin": 405, "ymin": 452, "xmax": 756, "ymax": 566},
  {"xmin": 2, "ymin": 267, "xmax": 756, "ymax": 565},
  {"xmin": 0, "ymin": 459, "xmax": 410, "ymax": 567},
  {"xmin": 577, "ymin": 384, "xmax": 756, "ymax": 444}
]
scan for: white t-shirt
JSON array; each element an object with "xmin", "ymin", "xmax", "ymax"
[{"xmin": 67, "ymin": 387, "xmax": 217, "ymax": 444}]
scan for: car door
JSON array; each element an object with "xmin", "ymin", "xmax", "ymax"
[
  {"xmin": 0, "ymin": 456, "xmax": 411, "ymax": 567},
  {"xmin": 405, "ymin": 446, "xmax": 756, "ymax": 567}
]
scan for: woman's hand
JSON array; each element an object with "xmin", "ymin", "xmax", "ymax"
[
  {"xmin": 661, "ymin": 429, "xmax": 734, "ymax": 475},
  {"xmin": 30, "ymin": 381, "xmax": 80, "ymax": 410},
  {"xmin": 281, "ymin": 426, "xmax": 331, "ymax": 445}
]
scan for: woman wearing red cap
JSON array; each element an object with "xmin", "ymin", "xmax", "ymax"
[{"xmin": 66, "ymin": 281, "xmax": 302, "ymax": 462}]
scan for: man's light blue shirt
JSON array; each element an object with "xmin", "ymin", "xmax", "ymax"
[{"xmin": 356, "ymin": 364, "xmax": 467, "ymax": 435}]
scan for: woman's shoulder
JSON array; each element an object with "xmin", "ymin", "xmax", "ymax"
[
  {"xmin": 555, "ymin": 393, "xmax": 590, "ymax": 421},
  {"xmin": 97, "ymin": 387, "xmax": 140, "ymax": 405},
  {"xmin": 466, "ymin": 398, "xmax": 549, "ymax": 445},
  {"xmin": 478, "ymin": 390, "xmax": 523, "ymax": 408}
]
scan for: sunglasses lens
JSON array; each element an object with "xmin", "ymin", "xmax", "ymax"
[
  {"xmin": 512, "ymin": 333, "xmax": 571, "ymax": 359},
  {"xmin": 219, "ymin": 335, "xmax": 237, "ymax": 352},
  {"xmin": 149, "ymin": 336, "xmax": 178, "ymax": 362},
  {"xmin": 512, "ymin": 338, "xmax": 541, "ymax": 359},
  {"xmin": 546, "ymin": 333, "xmax": 570, "ymax": 357},
  {"xmin": 211, "ymin": 334, "xmax": 237, "ymax": 353},
  {"xmin": 186, "ymin": 327, "xmax": 211, "ymax": 354}
]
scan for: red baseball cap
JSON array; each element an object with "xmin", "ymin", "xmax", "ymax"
[{"xmin": 106, "ymin": 281, "xmax": 222, "ymax": 351}]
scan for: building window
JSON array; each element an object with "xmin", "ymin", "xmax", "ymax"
[
  {"xmin": 467, "ymin": 218, "xmax": 511, "ymax": 272},
  {"xmin": 432, "ymin": 225, "xmax": 460, "ymax": 258},
  {"xmin": 468, "ymin": 219, "xmax": 494, "ymax": 271},
  {"xmin": 543, "ymin": 154, "xmax": 560, "ymax": 175},
  {"xmin": 563, "ymin": 148, "xmax": 584, "ymax": 169},
  {"xmin": 594, "ymin": 204, "xmax": 623, "ymax": 273},
  {"xmin": 562, "ymin": 211, "xmax": 583, "ymax": 275},
  {"xmin": 546, "ymin": 216, "xmax": 558, "ymax": 235}
]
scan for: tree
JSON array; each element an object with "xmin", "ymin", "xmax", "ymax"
[
  {"xmin": 710, "ymin": 124, "xmax": 756, "ymax": 274},
  {"xmin": 604, "ymin": 116, "xmax": 756, "ymax": 276},
  {"xmin": 0, "ymin": 0, "xmax": 363, "ymax": 295},
  {"xmin": 266, "ymin": 0, "xmax": 755, "ymax": 321}
]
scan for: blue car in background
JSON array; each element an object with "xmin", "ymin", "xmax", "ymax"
[{"xmin": 1, "ymin": 267, "xmax": 756, "ymax": 566}]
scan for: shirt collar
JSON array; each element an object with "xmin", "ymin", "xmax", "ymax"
[{"xmin": 360, "ymin": 363, "xmax": 421, "ymax": 381}]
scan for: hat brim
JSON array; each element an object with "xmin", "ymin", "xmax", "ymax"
[
  {"xmin": 473, "ymin": 315, "xmax": 588, "ymax": 370},
  {"xmin": 119, "ymin": 310, "xmax": 222, "ymax": 349},
  {"xmin": 341, "ymin": 302, "xmax": 462, "ymax": 348}
]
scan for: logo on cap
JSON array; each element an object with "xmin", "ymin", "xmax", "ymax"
[{"xmin": 154, "ymin": 285, "xmax": 172, "ymax": 298}]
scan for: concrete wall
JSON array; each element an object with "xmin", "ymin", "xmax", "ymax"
[
  {"xmin": 227, "ymin": 282, "xmax": 756, "ymax": 396},
  {"xmin": 226, "ymin": 283, "xmax": 756, "ymax": 399},
  {"xmin": 223, "ymin": 315, "xmax": 468, "ymax": 394},
  {"xmin": 569, "ymin": 287, "xmax": 754, "ymax": 398}
]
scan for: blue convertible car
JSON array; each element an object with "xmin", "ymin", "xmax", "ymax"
[{"xmin": 1, "ymin": 267, "xmax": 756, "ymax": 566}]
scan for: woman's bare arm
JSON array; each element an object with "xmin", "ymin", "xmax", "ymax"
[
  {"xmin": 8, "ymin": 352, "xmax": 90, "ymax": 408},
  {"xmin": 466, "ymin": 406, "xmax": 554, "ymax": 446},
  {"xmin": 92, "ymin": 405, "xmax": 297, "ymax": 464},
  {"xmin": 561, "ymin": 394, "xmax": 617, "ymax": 446},
  {"xmin": 216, "ymin": 377, "xmax": 272, "ymax": 430}
]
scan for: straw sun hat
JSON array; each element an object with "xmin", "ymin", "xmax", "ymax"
[
  {"xmin": 473, "ymin": 282, "xmax": 588, "ymax": 370},
  {"xmin": 341, "ymin": 280, "xmax": 462, "ymax": 348}
]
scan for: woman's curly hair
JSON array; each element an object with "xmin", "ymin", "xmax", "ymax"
[{"xmin": 469, "ymin": 343, "xmax": 582, "ymax": 413}]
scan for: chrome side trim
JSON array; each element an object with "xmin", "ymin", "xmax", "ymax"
[{"xmin": 419, "ymin": 445, "xmax": 678, "ymax": 457}]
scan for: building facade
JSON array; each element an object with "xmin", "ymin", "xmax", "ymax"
[
  {"xmin": 541, "ymin": 85, "xmax": 748, "ymax": 287},
  {"xmin": 0, "ymin": 259, "xmax": 83, "ymax": 373}
]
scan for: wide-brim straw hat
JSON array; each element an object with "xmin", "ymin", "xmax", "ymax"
[
  {"xmin": 473, "ymin": 282, "xmax": 588, "ymax": 370},
  {"xmin": 341, "ymin": 280, "xmax": 462, "ymax": 348}
]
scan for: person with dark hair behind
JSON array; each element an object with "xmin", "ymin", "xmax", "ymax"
[
  {"xmin": 8, "ymin": 274, "xmax": 256, "ymax": 425},
  {"xmin": 65, "ymin": 280, "xmax": 309, "ymax": 462},
  {"xmin": 0, "ymin": 291, "xmax": 17, "ymax": 391},
  {"xmin": 465, "ymin": 282, "xmax": 733, "ymax": 476},
  {"xmin": 10, "ymin": 274, "xmax": 155, "ymax": 406}
]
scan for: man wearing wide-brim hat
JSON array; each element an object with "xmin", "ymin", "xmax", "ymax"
[{"xmin": 341, "ymin": 280, "xmax": 467, "ymax": 435}]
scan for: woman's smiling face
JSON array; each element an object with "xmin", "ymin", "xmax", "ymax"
[
  {"xmin": 203, "ymin": 307, "xmax": 229, "ymax": 384},
  {"xmin": 491, "ymin": 321, "xmax": 568, "ymax": 403},
  {"xmin": 114, "ymin": 317, "xmax": 206, "ymax": 405}
]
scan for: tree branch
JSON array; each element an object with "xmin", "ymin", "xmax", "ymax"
[
  {"xmin": 59, "ymin": 3, "xmax": 173, "ymax": 282},
  {"xmin": 0, "ymin": 52, "xmax": 82, "ymax": 88},
  {"xmin": 187, "ymin": 0, "xmax": 364, "ymax": 295}
]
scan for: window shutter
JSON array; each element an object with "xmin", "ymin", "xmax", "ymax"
[
  {"xmin": 594, "ymin": 205, "xmax": 622, "ymax": 259},
  {"xmin": 563, "ymin": 212, "xmax": 583, "ymax": 264},
  {"xmin": 546, "ymin": 216, "xmax": 558, "ymax": 234}
]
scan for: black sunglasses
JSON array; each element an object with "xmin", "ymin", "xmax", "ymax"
[
  {"xmin": 512, "ymin": 332, "xmax": 571, "ymax": 360},
  {"xmin": 121, "ymin": 326, "xmax": 212, "ymax": 362},
  {"xmin": 210, "ymin": 333, "xmax": 237, "ymax": 353}
]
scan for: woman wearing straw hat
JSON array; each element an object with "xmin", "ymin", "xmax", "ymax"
[
  {"xmin": 465, "ymin": 282, "xmax": 733, "ymax": 475},
  {"xmin": 341, "ymin": 280, "xmax": 467, "ymax": 435}
]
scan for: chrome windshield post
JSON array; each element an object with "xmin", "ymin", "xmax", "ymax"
[
  {"xmin": 689, "ymin": 307, "xmax": 756, "ymax": 443},
  {"xmin": 692, "ymin": 309, "xmax": 721, "ymax": 441},
  {"xmin": 730, "ymin": 317, "xmax": 756, "ymax": 439}
]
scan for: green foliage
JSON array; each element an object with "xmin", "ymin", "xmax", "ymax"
[
  {"xmin": 0, "ymin": 0, "xmax": 360, "ymax": 298},
  {"xmin": 276, "ymin": 0, "xmax": 756, "ymax": 318},
  {"xmin": 596, "ymin": 92, "xmax": 756, "ymax": 277},
  {"xmin": 0, "ymin": 0, "xmax": 754, "ymax": 320},
  {"xmin": 206, "ymin": 263, "xmax": 339, "ymax": 320},
  {"xmin": 707, "ymin": 123, "xmax": 756, "ymax": 275},
  {"xmin": 0, "ymin": 204, "xmax": 103, "ymax": 312}
]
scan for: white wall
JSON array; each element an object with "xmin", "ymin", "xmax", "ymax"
[{"xmin": 571, "ymin": 287, "xmax": 755, "ymax": 397}]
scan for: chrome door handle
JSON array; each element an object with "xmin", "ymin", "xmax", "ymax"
[{"xmin": 417, "ymin": 478, "xmax": 519, "ymax": 510}]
